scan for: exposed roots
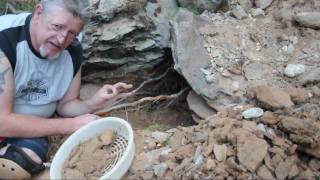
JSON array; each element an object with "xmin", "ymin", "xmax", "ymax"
[
  {"xmin": 96, "ymin": 87, "xmax": 190, "ymax": 117},
  {"xmin": 109, "ymin": 68, "xmax": 172, "ymax": 107}
]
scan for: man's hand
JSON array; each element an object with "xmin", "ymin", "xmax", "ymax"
[
  {"xmin": 63, "ymin": 114, "xmax": 100, "ymax": 134},
  {"xmin": 89, "ymin": 82, "xmax": 133, "ymax": 110}
]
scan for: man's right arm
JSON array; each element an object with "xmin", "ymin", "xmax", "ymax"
[{"xmin": 0, "ymin": 50, "xmax": 96, "ymax": 138}]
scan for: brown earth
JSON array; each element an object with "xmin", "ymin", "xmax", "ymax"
[{"xmin": 34, "ymin": 0, "xmax": 320, "ymax": 179}]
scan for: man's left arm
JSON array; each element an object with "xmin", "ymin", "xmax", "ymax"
[{"xmin": 56, "ymin": 67, "xmax": 133, "ymax": 117}]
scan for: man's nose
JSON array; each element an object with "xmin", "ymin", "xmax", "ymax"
[{"xmin": 57, "ymin": 31, "xmax": 68, "ymax": 45}]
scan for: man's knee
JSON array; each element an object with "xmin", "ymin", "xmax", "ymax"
[{"xmin": 3, "ymin": 137, "xmax": 49, "ymax": 162}]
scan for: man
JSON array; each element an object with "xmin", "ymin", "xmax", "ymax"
[{"xmin": 0, "ymin": 0, "xmax": 132, "ymax": 179}]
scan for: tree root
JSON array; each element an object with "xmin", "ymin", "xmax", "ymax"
[
  {"xmin": 132, "ymin": 68, "xmax": 172, "ymax": 94},
  {"xmin": 109, "ymin": 68, "xmax": 172, "ymax": 107},
  {"xmin": 95, "ymin": 87, "xmax": 190, "ymax": 117}
]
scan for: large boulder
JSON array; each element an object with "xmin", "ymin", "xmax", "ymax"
[
  {"xmin": 171, "ymin": 8, "xmax": 220, "ymax": 99},
  {"xmin": 82, "ymin": 0, "xmax": 178, "ymax": 85}
]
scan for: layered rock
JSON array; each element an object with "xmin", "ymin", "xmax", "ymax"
[{"xmin": 82, "ymin": 0, "xmax": 178, "ymax": 85}]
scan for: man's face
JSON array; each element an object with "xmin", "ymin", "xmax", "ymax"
[{"xmin": 34, "ymin": 5, "xmax": 83, "ymax": 59}]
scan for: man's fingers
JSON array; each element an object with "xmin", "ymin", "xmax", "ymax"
[
  {"xmin": 114, "ymin": 82, "xmax": 132, "ymax": 88},
  {"xmin": 114, "ymin": 82, "xmax": 133, "ymax": 92},
  {"xmin": 100, "ymin": 83, "xmax": 133, "ymax": 100},
  {"xmin": 102, "ymin": 85, "xmax": 117, "ymax": 97}
]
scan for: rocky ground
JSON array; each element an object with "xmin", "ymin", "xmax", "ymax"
[
  {"xmin": 2, "ymin": 0, "xmax": 320, "ymax": 179},
  {"xmin": 125, "ymin": 0, "xmax": 320, "ymax": 179}
]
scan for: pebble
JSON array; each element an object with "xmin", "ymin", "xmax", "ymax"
[
  {"xmin": 232, "ymin": 81, "xmax": 240, "ymax": 92},
  {"xmin": 152, "ymin": 131, "xmax": 170, "ymax": 143},
  {"xmin": 289, "ymin": 36, "xmax": 298, "ymax": 44},
  {"xmin": 284, "ymin": 64, "xmax": 305, "ymax": 78},
  {"xmin": 200, "ymin": 68, "xmax": 211, "ymax": 75},
  {"xmin": 242, "ymin": 107, "xmax": 264, "ymax": 119},
  {"xmin": 204, "ymin": 158, "xmax": 216, "ymax": 171},
  {"xmin": 232, "ymin": 5, "xmax": 248, "ymax": 20},
  {"xmin": 255, "ymin": 0, "xmax": 273, "ymax": 9},
  {"xmin": 287, "ymin": 44, "xmax": 295, "ymax": 55},
  {"xmin": 147, "ymin": 141, "xmax": 157, "ymax": 150},
  {"xmin": 281, "ymin": 45, "xmax": 288, "ymax": 54},
  {"xmin": 294, "ymin": 12, "xmax": 320, "ymax": 29},
  {"xmin": 214, "ymin": 144, "xmax": 227, "ymax": 162},
  {"xmin": 205, "ymin": 74, "xmax": 216, "ymax": 83},
  {"xmin": 251, "ymin": 8, "xmax": 264, "ymax": 17},
  {"xmin": 153, "ymin": 163, "xmax": 168, "ymax": 177},
  {"xmin": 256, "ymin": 123, "xmax": 266, "ymax": 133},
  {"xmin": 194, "ymin": 146, "xmax": 204, "ymax": 166},
  {"xmin": 221, "ymin": 70, "xmax": 232, "ymax": 77}
]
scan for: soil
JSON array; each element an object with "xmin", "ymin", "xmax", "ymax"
[
  {"xmin": 62, "ymin": 129, "xmax": 117, "ymax": 179},
  {"xmin": 32, "ymin": 0, "xmax": 320, "ymax": 179}
]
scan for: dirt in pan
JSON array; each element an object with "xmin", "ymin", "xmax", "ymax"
[{"xmin": 61, "ymin": 129, "xmax": 119, "ymax": 179}]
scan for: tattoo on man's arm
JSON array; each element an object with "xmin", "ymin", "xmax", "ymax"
[
  {"xmin": 0, "ymin": 68, "xmax": 9, "ymax": 94},
  {"xmin": 0, "ymin": 50, "xmax": 5, "ymax": 64}
]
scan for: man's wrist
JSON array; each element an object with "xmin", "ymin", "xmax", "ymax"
[
  {"xmin": 55, "ymin": 118, "xmax": 71, "ymax": 135},
  {"xmin": 84, "ymin": 98, "xmax": 99, "ymax": 113}
]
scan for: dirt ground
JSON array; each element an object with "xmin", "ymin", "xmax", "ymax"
[{"xmin": 33, "ymin": 0, "xmax": 320, "ymax": 179}]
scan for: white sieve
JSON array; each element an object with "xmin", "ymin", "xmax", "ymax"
[
  {"xmin": 50, "ymin": 117, "xmax": 135, "ymax": 179},
  {"xmin": 101, "ymin": 135, "xmax": 128, "ymax": 173}
]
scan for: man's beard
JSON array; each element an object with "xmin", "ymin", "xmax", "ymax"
[{"xmin": 39, "ymin": 44, "xmax": 61, "ymax": 60}]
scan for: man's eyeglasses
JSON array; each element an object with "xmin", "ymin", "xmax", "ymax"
[{"xmin": 48, "ymin": 23, "xmax": 79, "ymax": 41}]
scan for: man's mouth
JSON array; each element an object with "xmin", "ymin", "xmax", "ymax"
[{"xmin": 49, "ymin": 41, "xmax": 63, "ymax": 50}]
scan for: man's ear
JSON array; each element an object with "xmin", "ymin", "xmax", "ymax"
[{"xmin": 33, "ymin": 4, "xmax": 44, "ymax": 20}]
